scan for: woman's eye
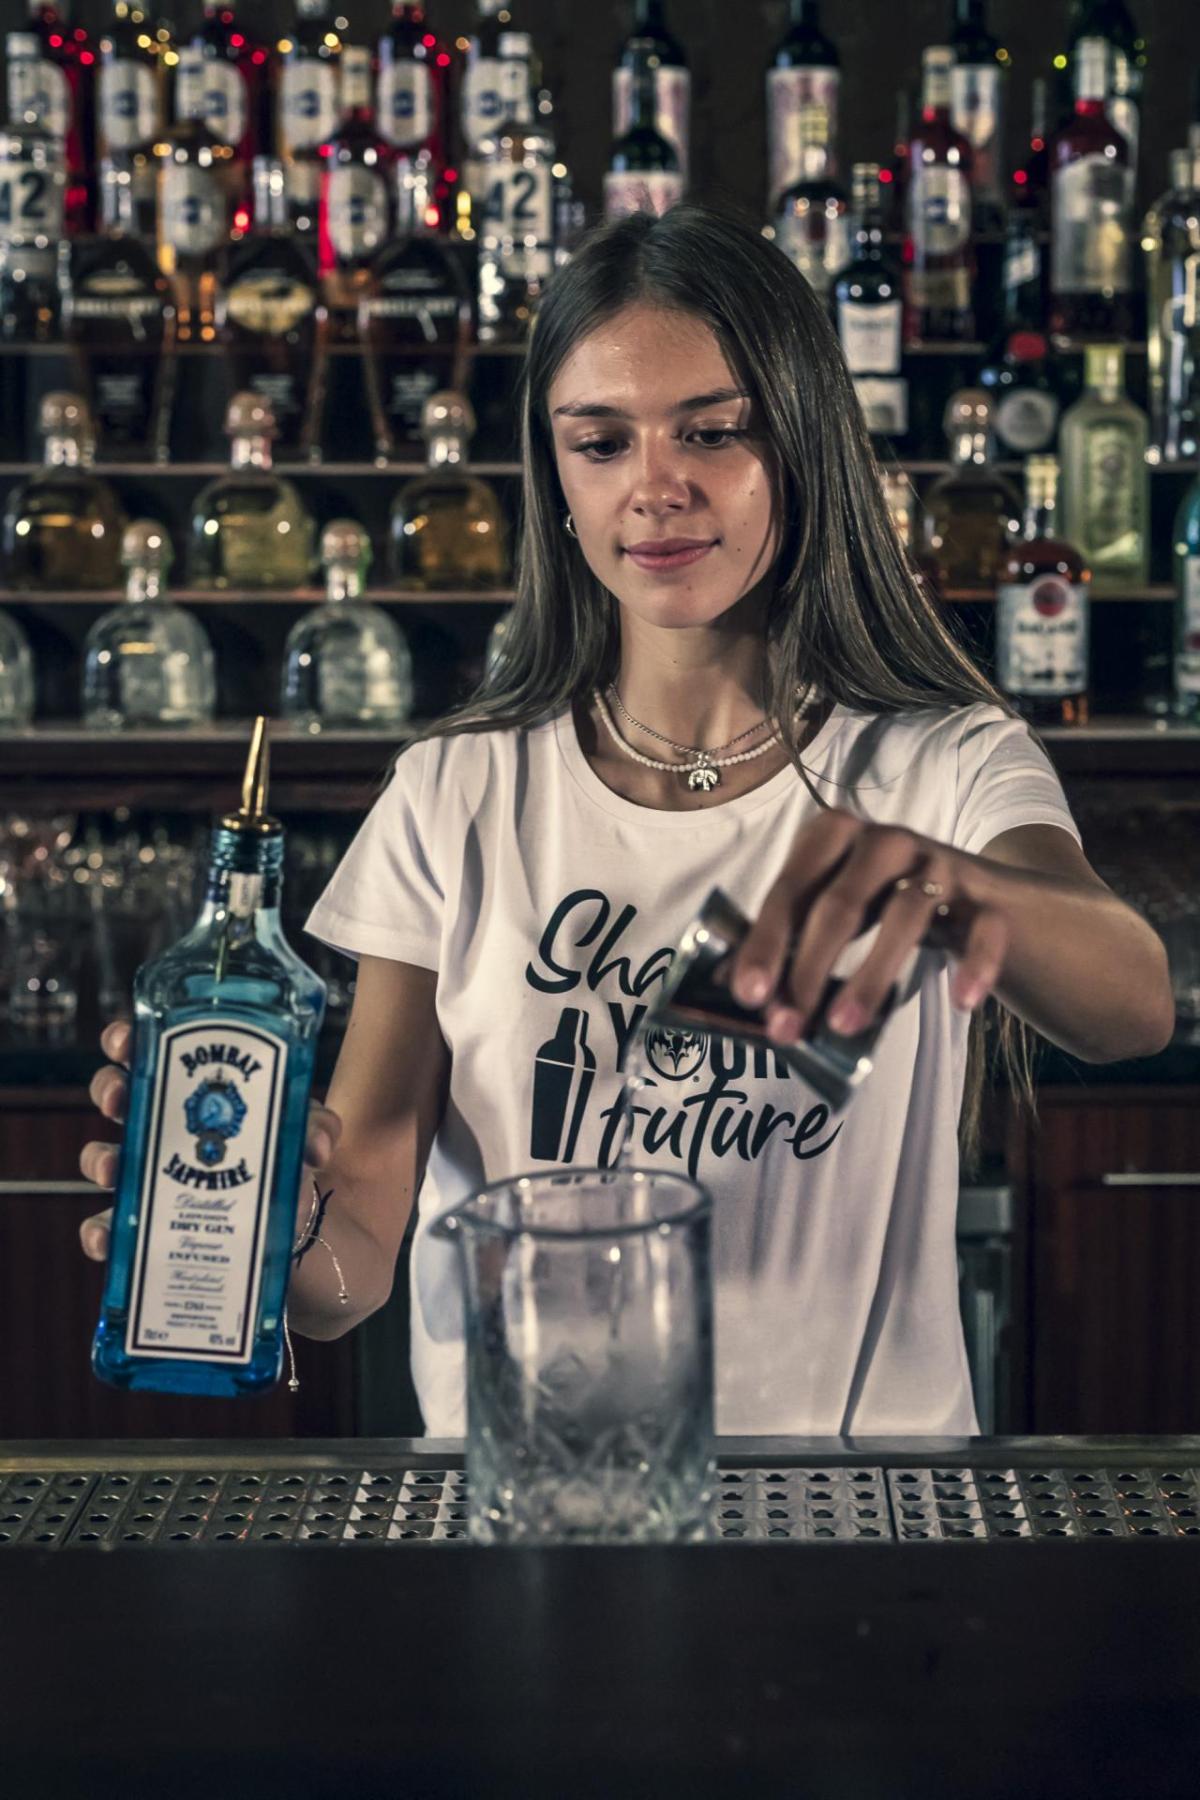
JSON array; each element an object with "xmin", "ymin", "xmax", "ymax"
[{"xmin": 571, "ymin": 428, "xmax": 745, "ymax": 461}]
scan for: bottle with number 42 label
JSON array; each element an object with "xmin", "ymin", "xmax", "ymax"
[{"xmin": 92, "ymin": 718, "xmax": 326, "ymax": 1396}]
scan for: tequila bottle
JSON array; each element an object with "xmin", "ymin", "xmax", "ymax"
[
  {"xmin": 92, "ymin": 717, "xmax": 327, "ymax": 1397},
  {"xmin": 904, "ymin": 46, "xmax": 975, "ymax": 343},
  {"xmin": 317, "ymin": 44, "xmax": 397, "ymax": 334},
  {"xmin": 1, "ymin": 392, "xmax": 126, "ymax": 589},
  {"xmin": 1048, "ymin": 37, "xmax": 1134, "ymax": 346},
  {"xmin": 948, "ymin": 0, "xmax": 1006, "ymax": 232},
  {"xmin": 477, "ymin": 40, "xmax": 561, "ymax": 339},
  {"xmin": 5, "ymin": 0, "xmax": 95, "ymax": 232},
  {"xmin": 0, "ymin": 110, "xmax": 67, "ymax": 344},
  {"xmin": 831, "ymin": 162, "xmax": 907, "ymax": 439},
  {"xmin": 156, "ymin": 115, "xmax": 237, "ymax": 342},
  {"xmin": 189, "ymin": 393, "xmax": 316, "ymax": 590},
  {"xmin": 1058, "ymin": 344, "xmax": 1149, "ymax": 591},
  {"xmin": 0, "ymin": 610, "xmax": 35, "ymax": 726},
  {"xmin": 282, "ymin": 518, "xmax": 413, "ymax": 730},
  {"xmin": 920, "ymin": 388, "xmax": 1021, "ymax": 592},
  {"xmin": 277, "ymin": 0, "xmax": 341, "ymax": 241},
  {"xmin": 83, "ymin": 518, "xmax": 216, "ymax": 728},
  {"xmin": 460, "ymin": 0, "xmax": 531, "ymax": 216},
  {"xmin": 766, "ymin": 0, "xmax": 840, "ymax": 206},
  {"xmin": 1144, "ymin": 145, "xmax": 1200, "ymax": 463},
  {"xmin": 97, "ymin": 0, "xmax": 162, "ymax": 238},
  {"xmin": 174, "ymin": 0, "xmax": 263, "ymax": 193},
  {"xmin": 772, "ymin": 103, "xmax": 848, "ymax": 299},
  {"xmin": 216, "ymin": 157, "xmax": 323, "ymax": 462},
  {"xmin": 377, "ymin": 1, "xmax": 454, "ymax": 231},
  {"xmin": 613, "ymin": 0, "xmax": 690, "ymax": 188},
  {"xmin": 358, "ymin": 158, "xmax": 473, "ymax": 462},
  {"xmin": 64, "ymin": 159, "xmax": 176, "ymax": 462},
  {"xmin": 1174, "ymin": 474, "xmax": 1200, "ymax": 721},
  {"xmin": 995, "ymin": 455, "xmax": 1091, "ymax": 726},
  {"xmin": 388, "ymin": 390, "xmax": 508, "ymax": 588}
]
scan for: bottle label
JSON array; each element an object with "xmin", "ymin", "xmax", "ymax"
[
  {"xmin": 123, "ymin": 1019, "xmax": 287, "ymax": 1364},
  {"xmin": 176, "ymin": 49, "xmax": 247, "ymax": 145},
  {"xmin": 462, "ymin": 54, "xmax": 530, "ymax": 152},
  {"xmin": 950, "ymin": 62, "xmax": 1001, "ymax": 197},
  {"xmin": 339, "ymin": 48, "xmax": 373, "ymax": 113},
  {"xmin": 99, "ymin": 59, "xmax": 158, "ymax": 150},
  {"xmin": 224, "ymin": 271, "xmax": 316, "ymax": 335},
  {"xmin": 279, "ymin": 59, "xmax": 339, "ymax": 152},
  {"xmin": 853, "ymin": 374, "xmax": 908, "ymax": 435},
  {"xmin": 612, "ymin": 65, "xmax": 691, "ymax": 181},
  {"xmin": 1051, "ymin": 155, "xmax": 1133, "ymax": 294},
  {"xmin": 378, "ymin": 62, "xmax": 435, "ymax": 148},
  {"xmin": 0, "ymin": 145, "xmax": 65, "ymax": 242},
  {"xmin": 909, "ymin": 164, "xmax": 971, "ymax": 256},
  {"xmin": 774, "ymin": 206, "xmax": 849, "ymax": 297},
  {"xmin": 993, "ymin": 386, "xmax": 1059, "ymax": 453},
  {"xmin": 767, "ymin": 66, "xmax": 839, "ymax": 202},
  {"xmin": 7, "ymin": 53, "xmax": 71, "ymax": 142},
  {"xmin": 997, "ymin": 578, "xmax": 1089, "ymax": 697},
  {"xmin": 1081, "ymin": 422, "xmax": 1143, "ymax": 567},
  {"xmin": 327, "ymin": 165, "xmax": 390, "ymax": 259},
  {"xmin": 160, "ymin": 162, "xmax": 224, "ymax": 255},
  {"xmin": 603, "ymin": 169, "xmax": 683, "ymax": 222},
  {"xmin": 1004, "ymin": 232, "xmax": 1040, "ymax": 295},
  {"xmin": 481, "ymin": 160, "xmax": 554, "ymax": 276},
  {"xmin": 1179, "ymin": 557, "xmax": 1200, "ymax": 695},
  {"xmin": 838, "ymin": 296, "xmax": 902, "ymax": 373}
]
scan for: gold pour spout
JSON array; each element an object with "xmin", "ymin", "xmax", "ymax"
[{"xmin": 221, "ymin": 715, "xmax": 281, "ymax": 834}]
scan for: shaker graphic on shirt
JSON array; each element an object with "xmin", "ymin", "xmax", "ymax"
[{"xmin": 530, "ymin": 1006, "xmax": 595, "ymax": 1162}]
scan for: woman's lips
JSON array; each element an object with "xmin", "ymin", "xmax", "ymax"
[{"xmin": 624, "ymin": 541, "xmax": 717, "ymax": 572}]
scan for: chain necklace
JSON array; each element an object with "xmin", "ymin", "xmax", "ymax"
[
  {"xmin": 606, "ymin": 683, "xmax": 772, "ymax": 758},
  {"xmin": 593, "ymin": 687, "xmax": 782, "ymax": 792}
]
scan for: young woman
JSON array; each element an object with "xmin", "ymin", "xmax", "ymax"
[{"xmin": 80, "ymin": 203, "xmax": 1174, "ymax": 1437}]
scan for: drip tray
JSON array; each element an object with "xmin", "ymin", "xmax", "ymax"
[{"xmin": 4, "ymin": 1460, "xmax": 1200, "ymax": 1546}]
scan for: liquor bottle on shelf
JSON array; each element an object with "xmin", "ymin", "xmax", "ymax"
[
  {"xmin": 277, "ymin": 0, "xmax": 341, "ymax": 241},
  {"xmin": 83, "ymin": 519, "xmax": 216, "ymax": 729},
  {"xmin": 903, "ymin": 46, "xmax": 974, "ymax": 344},
  {"xmin": 1048, "ymin": 36, "xmax": 1134, "ymax": 348},
  {"xmin": 883, "ymin": 88, "xmax": 910, "ymax": 232},
  {"xmin": 920, "ymin": 388, "xmax": 1021, "ymax": 593},
  {"xmin": 388, "ymin": 390, "xmax": 508, "ymax": 588},
  {"xmin": 460, "ymin": 0, "xmax": 530, "ymax": 216},
  {"xmin": 5, "ymin": 0, "xmax": 95, "ymax": 232},
  {"xmin": 613, "ymin": 1, "xmax": 690, "ymax": 189},
  {"xmin": 216, "ymin": 157, "xmax": 324, "ymax": 464},
  {"xmin": 977, "ymin": 190, "xmax": 1059, "ymax": 459},
  {"xmin": 477, "ymin": 41, "xmax": 561, "ymax": 338},
  {"xmin": 188, "ymin": 393, "xmax": 316, "ymax": 591},
  {"xmin": 358, "ymin": 158, "xmax": 473, "ymax": 462},
  {"xmin": 605, "ymin": 39, "xmax": 683, "ymax": 221},
  {"xmin": 377, "ymin": 2, "xmax": 453, "ymax": 232},
  {"xmin": 174, "ymin": 0, "xmax": 264, "ymax": 194},
  {"xmin": 0, "ymin": 610, "xmax": 35, "ymax": 727},
  {"xmin": 63, "ymin": 158, "xmax": 176, "ymax": 463},
  {"xmin": 1, "ymin": 392, "xmax": 126, "ymax": 589},
  {"xmin": 1144, "ymin": 144, "xmax": 1200, "ymax": 464},
  {"xmin": 281, "ymin": 519, "xmax": 414, "ymax": 731},
  {"xmin": 156, "ymin": 112, "xmax": 237, "ymax": 343},
  {"xmin": 1173, "ymin": 473, "xmax": 1200, "ymax": 721},
  {"xmin": 317, "ymin": 44, "xmax": 396, "ymax": 335},
  {"xmin": 1058, "ymin": 344, "xmax": 1148, "ymax": 592},
  {"xmin": 92, "ymin": 716, "xmax": 327, "ymax": 1399},
  {"xmin": 995, "ymin": 453, "xmax": 1090, "ymax": 726},
  {"xmin": 766, "ymin": 0, "xmax": 839, "ymax": 209},
  {"xmin": 97, "ymin": 0, "xmax": 161, "ymax": 236},
  {"xmin": 830, "ymin": 163, "xmax": 907, "ymax": 439},
  {"xmin": 0, "ymin": 110, "xmax": 67, "ymax": 344},
  {"xmin": 1011, "ymin": 74, "xmax": 1049, "ymax": 222},
  {"xmin": 948, "ymin": 0, "xmax": 1007, "ymax": 233},
  {"xmin": 771, "ymin": 103, "xmax": 848, "ymax": 300},
  {"xmin": 1060, "ymin": 0, "xmax": 1146, "ymax": 177}
]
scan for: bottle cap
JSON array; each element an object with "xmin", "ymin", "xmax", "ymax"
[
  {"xmin": 1083, "ymin": 343, "xmax": 1123, "ymax": 391},
  {"xmin": 422, "ymin": 390, "xmax": 476, "ymax": 439},
  {"xmin": 121, "ymin": 519, "xmax": 174, "ymax": 576},
  {"xmin": 39, "ymin": 391, "xmax": 94, "ymax": 443},
  {"xmin": 221, "ymin": 715, "xmax": 281, "ymax": 836},
  {"xmin": 225, "ymin": 390, "xmax": 278, "ymax": 439},
  {"xmin": 942, "ymin": 387, "xmax": 991, "ymax": 435},
  {"xmin": 1074, "ymin": 37, "xmax": 1110, "ymax": 99},
  {"xmin": 320, "ymin": 517, "xmax": 372, "ymax": 572},
  {"xmin": 922, "ymin": 45, "xmax": 953, "ymax": 71},
  {"xmin": 1023, "ymin": 454, "xmax": 1059, "ymax": 505}
]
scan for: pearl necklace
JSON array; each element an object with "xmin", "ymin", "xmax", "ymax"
[{"xmin": 592, "ymin": 687, "xmax": 782, "ymax": 792}]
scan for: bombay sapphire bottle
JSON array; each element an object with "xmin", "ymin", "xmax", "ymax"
[{"xmin": 92, "ymin": 718, "xmax": 326, "ymax": 1396}]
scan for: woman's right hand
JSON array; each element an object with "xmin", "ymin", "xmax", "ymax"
[{"xmin": 78, "ymin": 1019, "xmax": 343, "ymax": 1262}]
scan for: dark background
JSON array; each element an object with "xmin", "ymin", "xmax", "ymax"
[{"xmin": 2, "ymin": 0, "xmax": 1195, "ymax": 220}]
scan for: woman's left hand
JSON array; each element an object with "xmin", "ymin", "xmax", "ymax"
[{"xmin": 727, "ymin": 808, "xmax": 1010, "ymax": 1042}]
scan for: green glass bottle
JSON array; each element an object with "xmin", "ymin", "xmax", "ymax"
[
  {"xmin": 1057, "ymin": 344, "xmax": 1149, "ymax": 592},
  {"xmin": 1173, "ymin": 474, "xmax": 1200, "ymax": 721}
]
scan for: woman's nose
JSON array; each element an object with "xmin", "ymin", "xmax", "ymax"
[{"xmin": 627, "ymin": 441, "xmax": 692, "ymax": 511}]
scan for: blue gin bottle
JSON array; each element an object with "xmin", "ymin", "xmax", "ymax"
[{"xmin": 92, "ymin": 717, "xmax": 326, "ymax": 1396}]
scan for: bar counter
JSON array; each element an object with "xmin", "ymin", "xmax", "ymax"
[{"xmin": 4, "ymin": 1434, "xmax": 1200, "ymax": 1798}]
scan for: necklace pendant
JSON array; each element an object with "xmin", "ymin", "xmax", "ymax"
[{"xmin": 687, "ymin": 761, "xmax": 720, "ymax": 793}]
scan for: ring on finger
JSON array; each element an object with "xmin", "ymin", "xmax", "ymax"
[{"xmin": 894, "ymin": 875, "xmax": 951, "ymax": 916}]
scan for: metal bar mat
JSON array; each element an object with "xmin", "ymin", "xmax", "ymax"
[{"xmin": 4, "ymin": 1463, "xmax": 1200, "ymax": 1546}]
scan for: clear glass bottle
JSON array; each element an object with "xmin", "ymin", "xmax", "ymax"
[
  {"xmin": 0, "ymin": 110, "xmax": 67, "ymax": 345},
  {"xmin": 1, "ymin": 392, "xmax": 126, "ymax": 589},
  {"xmin": 1144, "ymin": 145, "xmax": 1200, "ymax": 464},
  {"xmin": 0, "ymin": 609, "xmax": 35, "ymax": 726},
  {"xmin": 904, "ymin": 46, "xmax": 975, "ymax": 343},
  {"xmin": 1172, "ymin": 473, "xmax": 1200, "ymax": 722},
  {"xmin": 5, "ymin": 0, "xmax": 95, "ymax": 232},
  {"xmin": 604, "ymin": 37, "xmax": 683, "ymax": 222},
  {"xmin": 995, "ymin": 454, "xmax": 1090, "ymax": 725},
  {"xmin": 920, "ymin": 388, "xmax": 1022, "ymax": 592},
  {"xmin": 97, "ymin": 0, "xmax": 162, "ymax": 236},
  {"xmin": 1058, "ymin": 343, "xmax": 1149, "ymax": 591},
  {"xmin": 282, "ymin": 518, "xmax": 413, "ymax": 730},
  {"xmin": 277, "ymin": 0, "xmax": 341, "ymax": 241},
  {"xmin": 317, "ymin": 43, "xmax": 397, "ymax": 333},
  {"xmin": 831, "ymin": 162, "xmax": 907, "ymax": 438},
  {"xmin": 613, "ymin": 0, "xmax": 690, "ymax": 188},
  {"xmin": 189, "ymin": 392, "xmax": 316, "ymax": 590},
  {"xmin": 1048, "ymin": 36, "xmax": 1134, "ymax": 346},
  {"xmin": 92, "ymin": 718, "xmax": 327, "ymax": 1397},
  {"xmin": 772, "ymin": 102, "xmax": 847, "ymax": 299},
  {"xmin": 83, "ymin": 518, "xmax": 216, "ymax": 728},
  {"xmin": 477, "ymin": 40, "xmax": 562, "ymax": 339},
  {"xmin": 766, "ymin": 0, "xmax": 840, "ymax": 207},
  {"xmin": 156, "ymin": 114, "xmax": 237, "ymax": 343},
  {"xmin": 948, "ymin": 0, "xmax": 1006, "ymax": 232},
  {"xmin": 388, "ymin": 390, "xmax": 508, "ymax": 588}
]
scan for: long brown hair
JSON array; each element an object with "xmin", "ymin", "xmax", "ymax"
[{"xmin": 400, "ymin": 199, "xmax": 1045, "ymax": 1172}]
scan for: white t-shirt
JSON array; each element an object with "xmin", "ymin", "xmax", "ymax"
[{"xmin": 305, "ymin": 699, "xmax": 1081, "ymax": 1438}]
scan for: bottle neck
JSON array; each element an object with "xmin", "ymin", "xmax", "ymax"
[
  {"xmin": 230, "ymin": 433, "xmax": 274, "ymax": 470},
  {"xmin": 45, "ymin": 433, "xmax": 88, "ymax": 467},
  {"xmin": 252, "ymin": 162, "xmax": 288, "ymax": 230},
  {"xmin": 955, "ymin": 0, "xmax": 983, "ymax": 20},
  {"xmin": 629, "ymin": 58, "xmax": 657, "ymax": 129},
  {"xmin": 790, "ymin": 0, "xmax": 819, "ymax": 23},
  {"xmin": 100, "ymin": 161, "xmax": 136, "ymax": 233},
  {"xmin": 951, "ymin": 427, "xmax": 990, "ymax": 466},
  {"xmin": 921, "ymin": 64, "xmax": 953, "ymax": 115},
  {"xmin": 199, "ymin": 826, "xmax": 285, "ymax": 921},
  {"xmin": 427, "ymin": 429, "xmax": 466, "ymax": 467},
  {"xmin": 126, "ymin": 563, "xmax": 166, "ymax": 603},
  {"xmin": 324, "ymin": 560, "xmax": 364, "ymax": 601},
  {"xmin": 1022, "ymin": 493, "xmax": 1055, "ymax": 540},
  {"xmin": 634, "ymin": 0, "xmax": 666, "ymax": 28}
]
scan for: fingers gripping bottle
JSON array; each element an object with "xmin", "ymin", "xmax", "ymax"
[{"xmin": 92, "ymin": 717, "xmax": 326, "ymax": 1395}]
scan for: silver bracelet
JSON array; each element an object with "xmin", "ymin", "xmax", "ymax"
[{"xmin": 284, "ymin": 1177, "xmax": 349, "ymax": 1394}]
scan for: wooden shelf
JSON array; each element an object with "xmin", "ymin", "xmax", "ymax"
[
  {"xmin": 1, "ymin": 587, "xmax": 516, "ymax": 605},
  {"xmin": 938, "ymin": 585, "xmax": 1176, "ymax": 603}
]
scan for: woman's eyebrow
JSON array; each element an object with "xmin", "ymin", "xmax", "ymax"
[{"xmin": 551, "ymin": 387, "xmax": 751, "ymax": 419}]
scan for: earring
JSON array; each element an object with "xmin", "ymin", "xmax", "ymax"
[{"xmin": 564, "ymin": 512, "xmax": 577, "ymax": 538}]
